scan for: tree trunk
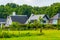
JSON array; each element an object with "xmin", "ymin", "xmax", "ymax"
[{"xmin": 40, "ymin": 27, "xmax": 43, "ymax": 33}]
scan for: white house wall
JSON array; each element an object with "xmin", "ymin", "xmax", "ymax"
[{"xmin": 5, "ymin": 16, "xmax": 12, "ymax": 26}]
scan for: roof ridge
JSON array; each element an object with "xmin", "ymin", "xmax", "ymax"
[{"xmin": 10, "ymin": 15, "xmax": 27, "ymax": 16}]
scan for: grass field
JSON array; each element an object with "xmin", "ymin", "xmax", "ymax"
[{"xmin": 1, "ymin": 29, "xmax": 60, "ymax": 40}]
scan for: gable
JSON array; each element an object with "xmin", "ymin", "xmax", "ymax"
[
  {"xmin": 25, "ymin": 14, "xmax": 49, "ymax": 24},
  {"xmin": 43, "ymin": 15, "xmax": 49, "ymax": 20}
]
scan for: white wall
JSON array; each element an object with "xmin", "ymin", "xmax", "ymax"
[{"xmin": 5, "ymin": 16, "xmax": 12, "ymax": 26}]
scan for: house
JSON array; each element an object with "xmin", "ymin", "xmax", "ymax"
[
  {"xmin": 25, "ymin": 14, "xmax": 49, "ymax": 24},
  {"xmin": 5, "ymin": 12, "xmax": 50, "ymax": 26},
  {"xmin": 49, "ymin": 13, "xmax": 60, "ymax": 24},
  {"xmin": 5, "ymin": 12, "xmax": 28, "ymax": 26},
  {"xmin": 0, "ymin": 18, "xmax": 6, "ymax": 28}
]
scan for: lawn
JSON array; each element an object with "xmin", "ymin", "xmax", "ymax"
[{"xmin": 1, "ymin": 29, "xmax": 60, "ymax": 40}]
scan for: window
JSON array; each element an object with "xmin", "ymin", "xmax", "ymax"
[{"xmin": 43, "ymin": 20, "xmax": 46, "ymax": 23}]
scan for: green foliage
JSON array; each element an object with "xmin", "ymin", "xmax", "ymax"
[
  {"xmin": 0, "ymin": 32, "xmax": 19, "ymax": 38},
  {"xmin": 5, "ymin": 22, "xmax": 59, "ymax": 30},
  {"xmin": 1, "ymin": 32, "xmax": 11, "ymax": 38},
  {"xmin": 0, "ymin": 3, "xmax": 60, "ymax": 18},
  {"xmin": 45, "ymin": 24, "xmax": 53, "ymax": 29},
  {"xmin": 8, "ymin": 22, "xmax": 27, "ymax": 30},
  {"xmin": 10, "ymin": 22, "xmax": 20, "ymax": 28},
  {"xmin": 16, "ymin": 4, "xmax": 32, "ymax": 17},
  {"xmin": 1, "ymin": 30, "xmax": 60, "ymax": 40},
  {"xmin": 9, "ymin": 22, "xmax": 21, "ymax": 30},
  {"xmin": 0, "ymin": 30, "xmax": 43, "ymax": 38}
]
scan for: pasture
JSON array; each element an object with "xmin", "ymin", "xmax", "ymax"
[{"xmin": 1, "ymin": 29, "xmax": 60, "ymax": 40}]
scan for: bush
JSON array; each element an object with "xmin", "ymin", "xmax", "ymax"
[
  {"xmin": 0, "ymin": 32, "xmax": 20, "ymax": 38},
  {"xmin": 57, "ymin": 25, "xmax": 60, "ymax": 30},
  {"xmin": 44, "ymin": 24, "xmax": 58, "ymax": 29},
  {"xmin": 10, "ymin": 22, "xmax": 21, "ymax": 29},
  {"xmin": 2, "ymin": 32, "xmax": 11, "ymax": 38},
  {"xmin": 4, "ymin": 22, "xmax": 60, "ymax": 30}
]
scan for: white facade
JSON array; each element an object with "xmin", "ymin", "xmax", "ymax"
[{"xmin": 5, "ymin": 16, "xmax": 12, "ymax": 26}]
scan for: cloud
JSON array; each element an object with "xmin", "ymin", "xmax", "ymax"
[
  {"xmin": 0, "ymin": 0, "xmax": 13, "ymax": 5},
  {"xmin": 0, "ymin": 0, "xmax": 60, "ymax": 7},
  {"xmin": 13, "ymin": 0, "xmax": 37, "ymax": 6},
  {"xmin": 13, "ymin": 0, "xmax": 60, "ymax": 7}
]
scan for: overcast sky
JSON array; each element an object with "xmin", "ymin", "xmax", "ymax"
[{"xmin": 0, "ymin": 0, "xmax": 60, "ymax": 7}]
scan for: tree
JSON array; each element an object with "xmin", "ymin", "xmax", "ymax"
[
  {"xmin": 38, "ymin": 17, "xmax": 43, "ymax": 33},
  {"xmin": 16, "ymin": 4, "xmax": 33, "ymax": 17},
  {"xmin": 0, "ymin": 2, "xmax": 60, "ymax": 19}
]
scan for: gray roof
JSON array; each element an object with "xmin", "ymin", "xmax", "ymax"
[
  {"xmin": 27, "ymin": 14, "xmax": 49, "ymax": 20},
  {"xmin": 26, "ymin": 14, "xmax": 49, "ymax": 24},
  {"xmin": 11, "ymin": 15, "xmax": 28, "ymax": 24},
  {"xmin": 0, "ymin": 18, "xmax": 6, "ymax": 22},
  {"xmin": 51, "ymin": 13, "xmax": 60, "ymax": 19},
  {"xmin": 29, "ymin": 15, "xmax": 45, "ymax": 20}
]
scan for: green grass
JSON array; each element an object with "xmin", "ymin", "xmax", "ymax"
[{"xmin": 1, "ymin": 29, "xmax": 60, "ymax": 40}]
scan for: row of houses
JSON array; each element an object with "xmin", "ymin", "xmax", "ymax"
[{"xmin": 0, "ymin": 12, "xmax": 60, "ymax": 28}]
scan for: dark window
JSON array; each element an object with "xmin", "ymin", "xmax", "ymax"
[{"xmin": 43, "ymin": 20, "xmax": 46, "ymax": 23}]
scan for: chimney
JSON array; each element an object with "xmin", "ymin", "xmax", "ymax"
[{"xmin": 12, "ymin": 12, "xmax": 16, "ymax": 16}]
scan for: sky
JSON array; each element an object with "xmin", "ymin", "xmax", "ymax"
[{"xmin": 0, "ymin": 0, "xmax": 60, "ymax": 7}]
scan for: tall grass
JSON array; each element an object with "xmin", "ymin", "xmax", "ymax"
[{"xmin": 1, "ymin": 30, "xmax": 43, "ymax": 38}]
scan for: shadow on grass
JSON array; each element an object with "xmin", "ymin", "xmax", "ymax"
[{"xmin": 14, "ymin": 32, "xmax": 44, "ymax": 37}]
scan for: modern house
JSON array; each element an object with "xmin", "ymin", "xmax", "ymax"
[
  {"xmin": 49, "ymin": 13, "xmax": 60, "ymax": 24},
  {"xmin": 5, "ymin": 12, "xmax": 28, "ymax": 26},
  {"xmin": 0, "ymin": 18, "xmax": 6, "ymax": 28},
  {"xmin": 26, "ymin": 14, "xmax": 49, "ymax": 24}
]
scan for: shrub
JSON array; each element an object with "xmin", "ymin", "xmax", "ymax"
[
  {"xmin": 2, "ymin": 32, "xmax": 11, "ymax": 38},
  {"xmin": 10, "ymin": 22, "xmax": 21, "ymax": 29},
  {"xmin": 4, "ymin": 22, "xmax": 60, "ymax": 30},
  {"xmin": 9, "ymin": 22, "xmax": 27, "ymax": 30},
  {"xmin": 57, "ymin": 25, "xmax": 60, "ymax": 30},
  {"xmin": 0, "ymin": 32, "xmax": 20, "ymax": 38}
]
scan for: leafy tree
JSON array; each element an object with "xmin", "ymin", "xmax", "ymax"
[
  {"xmin": 38, "ymin": 17, "xmax": 43, "ymax": 33},
  {"xmin": 0, "ymin": 2, "xmax": 60, "ymax": 19},
  {"xmin": 16, "ymin": 4, "xmax": 33, "ymax": 17}
]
